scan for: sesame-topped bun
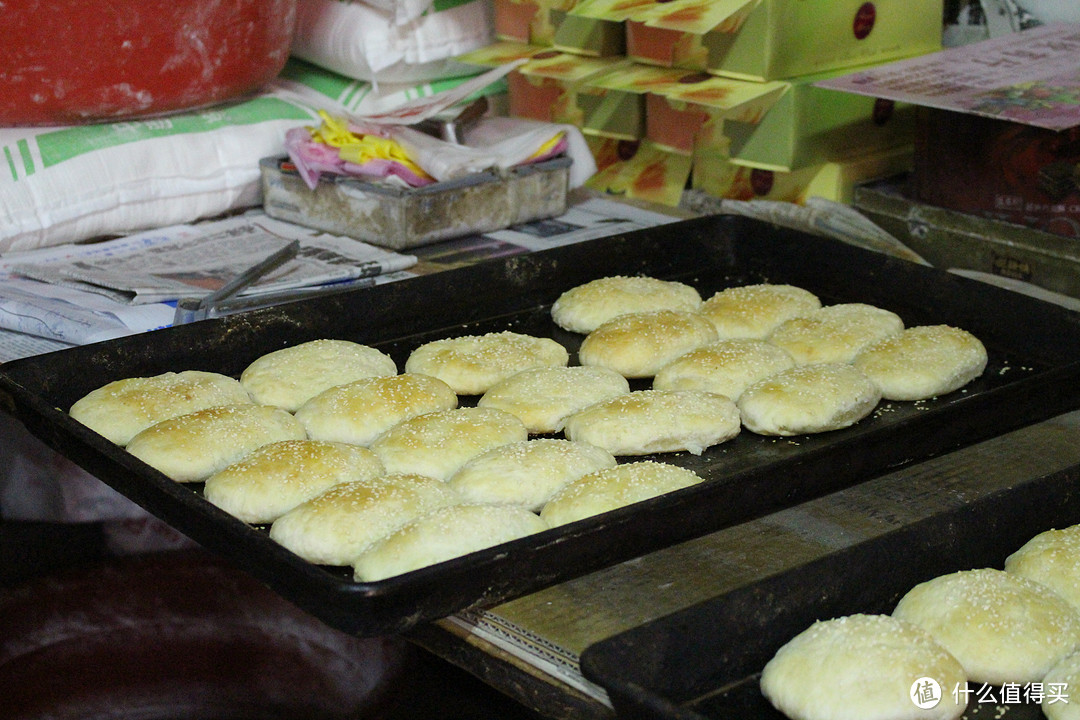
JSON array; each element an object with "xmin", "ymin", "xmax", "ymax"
[
  {"xmin": 240, "ymin": 339, "xmax": 397, "ymax": 411},
  {"xmin": 1006, "ymin": 524, "xmax": 1080, "ymax": 613},
  {"xmin": 478, "ymin": 365, "xmax": 630, "ymax": 434},
  {"xmin": 893, "ymin": 568, "xmax": 1080, "ymax": 685},
  {"xmin": 69, "ymin": 370, "xmax": 253, "ymax": 446},
  {"xmin": 269, "ymin": 473, "xmax": 461, "ymax": 566},
  {"xmin": 699, "ymin": 283, "xmax": 821, "ymax": 340},
  {"xmin": 652, "ymin": 339, "xmax": 796, "ymax": 401},
  {"xmin": 853, "ymin": 325, "xmax": 987, "ymax": 401},
  {"xmin": 352, "ymin": 503, "xmax": 549, "ymax": 582},
  {"xmin": 767, "ymin": 303, "xmax": 904, "ymax": 365},
  {"xmin": 1042, "ymin": 648, "xmax": 1080, "ymax": 720},
  {"xmin": 369, "ymin": 406, "xmax": 528, "ymax": 482},
  {"xmin": 760, "ymin": 614, "xmax": 967, "ymax": 720},
  {"xmin": 202, "ymin": 440, "xmax": 384, "ymax": 524},
  {"xmin": 447, "ymin": 438, "xmax": 617, "ymax": 511},
  {"xmin": 539, "ymin": 460, "xmax": 704, "ymax": 527},
  {"xmin": 562, "ymin": 389, "xmax": 741, "ymax": 456},
  {"xmin": 404, "ymin": 331, "xmax": 569, "ymax": 396},
  {"xmin": 551, "ymin": 275, "xmax": 702, "ymax": 334},
  {"xmin": 295, "ymin": 373, "xmax": 458, "ymax": 446},
  {"xmin": 737, "ymin": 363, "xmax": 881, "ymax": 436},
  {"xmin": 125, "ymin": 404, "xmax": 306, "ymax": 483},
  {"xmin": 578, "ymin": 310, "xmax": 719, "ymax": 379}
]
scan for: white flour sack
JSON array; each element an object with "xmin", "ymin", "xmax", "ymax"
[
  {"xmin": 0, "ymin": 93, "xmax": 320, "ymax": 253},
  {"xmin": 291, "ymin": 0, "xmax": 495, "ymax": 83}
]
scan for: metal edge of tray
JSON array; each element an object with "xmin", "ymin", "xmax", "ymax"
[{"xmin": 2, "ymin": 214, "xmax": 1079, "ymax": 636}]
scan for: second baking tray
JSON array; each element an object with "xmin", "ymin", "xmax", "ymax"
[
  {"xmin": 578, "ymin": 444, "xmax": 1080, "ymax": 720},
  {"xmin": 2, "ymin": 214, "xmax": 1079, "ymax": 636}
]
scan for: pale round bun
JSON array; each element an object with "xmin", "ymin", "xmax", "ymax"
[
  {"xmin": 892, "ymin": 568, "xmax": 1080, "ymax": 685},
  {"xmin": 767, "ymin": 303, "xmax": 904, "ymax": 364},
  {"xmin": 369, "ymin": 406, "xmax": 528, "ymax": 481},
  {"xmin": 578, "ymin": 310, "xmax": 719, "ymax": 379},
  {"xmin": 699, "ymin": 283, "xmax": 821, "ymax": 340},
  {"xmin": 69, "ymin": 370, "xmax": 252, "ymax": 446},
  {"xmin": 404, "ymin": 331, "xmax": 569, "ymax": 395},
  {"xmin": 760, "ymin": 614, "xmax": 967, "ymax": 720},
  {"xmin": 240, "ymin": 339, "xmax": 397, "ymax": 411},
  {"xmin": 562, "ymin": 389, "xmax": 741, "ymax": 456},
  {"xmin": 652, "ymin": 339, "xmax": 796, "ymax": 400},
  {"xmin": 202, "ymin": 440, "xmax": 384, "ymax": 524},
  {"xmin": 478, "ymin": 365, "xmax": 630, "ymax": 434},
  {"xmin": 294, "ymin": 373, "xmax": 458, "ymax": 446},
  {"xmin": 737, "ymin": 363, "xmax": 882, "ymax": 436},
  {"xmin": 126, "ymin": 404, "xmax": 307, "ymax": 483},
  {"xmin": 853, "ymin": 325, "xmax": 988, "ymax": 401},
  {"xmin": 539, "ymin": 460, "xmax": 703, "ymax": 527},
  {"xmin": 1005, "ymin": 525, "xmax": 1080, "ymax": 612},
  {"xmin": 551, "ymin": 275, "xmax": 703, "ymax": 334},
  {"xmin": 268, "ymin": 473, "xmax": 461, "ymax": 566},
  {"xmin": 352, "ymin": 503, "xmax": 549, "ymax": 582},
  {"xmin": 447, "ymin": 439, "xmax": 617, "ymax": 511},
  {"xmin": 1042, "ymin": 649, "xmax": 1080, "ymax": 720}
]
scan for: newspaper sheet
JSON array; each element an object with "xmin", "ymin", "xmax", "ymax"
[
  {"xmin": 0, "ymin": 196, "xmax": 681, "ymax": 363},
  {"xmin": 8, "ymin": 211, "xmax": 418, "ymax": 305}
]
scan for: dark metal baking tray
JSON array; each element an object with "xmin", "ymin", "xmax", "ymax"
[
  {"xmin": 2, "ymin": 214, "xmax": 1079, "ymax": 637},
  {"xmin": 579, "ymin": 459, "xmax": 1080, "ymax": 720}
]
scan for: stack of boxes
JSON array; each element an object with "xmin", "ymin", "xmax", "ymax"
[{"xmin": 462, "ymin": 0, "xmax": 944, "ymax": 206}]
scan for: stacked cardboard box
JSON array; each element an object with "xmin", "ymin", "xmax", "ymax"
[{"xmin": 465, "ymin": 0, "xmax": 943, "ymax": 206}]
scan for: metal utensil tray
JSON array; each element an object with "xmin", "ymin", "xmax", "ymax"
[
  {"xmin": 579, "ymin": 456, "xmax": 1080, "ymax": 720},
  {"xmin": 2, "ymin": 214, "xmax": 1079, "ymax": 637}
]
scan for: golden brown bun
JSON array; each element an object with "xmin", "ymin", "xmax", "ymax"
[
  {"xmin": 202, "ymin": 440, "xmax": 384, "ymax": 524},
  {"xmin": 853, "ymin": 325, "xmax": 987, "ymax": 401},
  {"xmin": 760, "ymin": 614, "xmax": 966, "ymax": 720},
  {"xmin": 69, "ymin": 370, "xmax": 252, "ymax": 446},
  {"xmin": 126, "ymin": 404, "xmax": 307, "ymax": 482},
  {"xmin": 767, "ymin": 303, "xmax": 904, "ymax": 364},
  {"xmin": 240, "ymin": 339, "xmax": 397, "ymax": 411},
  {"xmin": 893, "ymin": 568, "xmax": 1080, "ymax": 685},
  {"xmin": 369, "ymin": 406, "xmax": 528, "ymax": 481},
  {"xmin": 404, "ymin": 331, "xmax": 569, "ymax": 395},
  {"xmin": 737, "ymin": 363, "xmax": 882, "ymax": 436},
  {"xmin": 539, "ymin": 460, "xmax": 703, "ymax": 527},
  {"xmin": 652, "ymin": 339, "xmax": 796, "ymax": 401},
  {"xmin": 551, "ymin": 275, "xmax": 702, "ymax": 334},
  {"xmin": 477, "ymin": 365, "xmax": 630, "ymax": 434},
  {"xmin": 562, "ymin": 389, "xmax": 740, "ymax": 456},
  {"xmin": 294, "ymin": 373, "xmax": 458, "ymax": 446},
  {"xmin": 578, "ymin": 310, "xmax": 719, "ymax": 379},
  {"xmin": 699, "ymin": 284, "xmax": 821, "ymax": 340},
  {"xmin": 269, "ymin": 473, "xmax": 461, "ymax": 566},
  {"xmin": 447, "ymin": 439, "xmax": 617, "ymax": 511},
  {"xmin": 352, "ymin": 503, "xmax": 549, "ymax": 581}
]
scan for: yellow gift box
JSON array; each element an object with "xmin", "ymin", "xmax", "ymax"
[
  {"xmin": 574, "ymin": 0, "xmax": 942, "ymax": 81},
  {"xmin": 458, "ymin": 42, "xmax": 628, "ymax": 126},
  {"xmin": 693, "ymin": 143, "xmax": 913, "ymax": 203},
  {"xmin": 722, "ymin": 68, "xmax": 915, "ymax": 172}
]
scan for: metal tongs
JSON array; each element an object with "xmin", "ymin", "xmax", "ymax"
[{"xmin": 172, "ymin": 240, "xmax": 300, "ymax": 325}]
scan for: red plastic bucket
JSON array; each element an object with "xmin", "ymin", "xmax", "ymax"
[{"xmin": 0, "ymin": 0, "xmax": 297, "ymax": 126}]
